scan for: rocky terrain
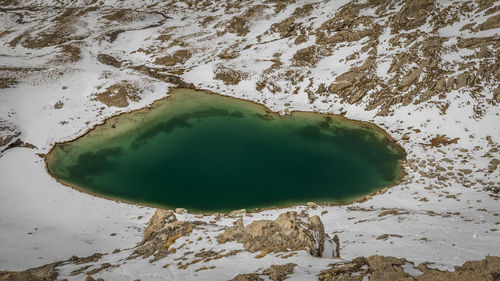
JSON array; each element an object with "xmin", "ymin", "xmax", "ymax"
[
  {"xmin": 2, "ymin": 210, "xmax": 500, "ymax": 280},
  {"xmin": 0, "ymin": 0, "xmax": 499, "ymax": 280}
]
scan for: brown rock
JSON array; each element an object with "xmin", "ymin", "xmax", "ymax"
[
  {"xmin": 97, "ymin": 54, "xmax": 121, "ymax": 68},
  {"xmin": 154, "ymin": 49, "xmax": 192, "ymax": 66},
  {"xmin": 217, "ymin": 212, "xmax": 337, "ymax": 258},
  {"xmin": 479, "ymin": 14, "xmax": 500, "ymax": 30},
  {"xmin": 132, "ymin": 215, "xmax": 201, "ymax": 262},
  {"xmin": 0, "ymin": 262, "xmax": 61, "ymax": 281},
  {"xmin": 494, "ymin": 88, "xmax": 500, "ymax": 103},
  {"xmin": 93, "ymin": 81, "xmax": 141, "ymax": 108},
  {"xmin": 228, "ymin": 274, "xmax": 263, "ymax": 281},
  {"xmin": 392, "ymin": 0, "xmax": 435, "ymax": 31},
  {"xmin": 263, "ymin": 263, "xmax": 296, "ymax": 281},
  {"xmin": 142, "ymin": 209, "xmax": 175, "ymax": 242},
  {"xmin": 319, "ymin": 255, "xmax": 500, "ymax": 281},
  {"xmin": 367, "ymin": 255, "xmax": 413, "ymax": 280}
]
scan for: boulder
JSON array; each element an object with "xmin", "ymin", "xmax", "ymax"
[
  {"xmin": 217, "ymin": 212, "xmax": 338, "ymax": 258},
  {"xmin": 142, "ymin": 209, "xmax": 175, "ymax": 242}
]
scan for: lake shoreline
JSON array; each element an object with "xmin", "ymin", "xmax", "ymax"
[{"xmin": 44, "ymin": 87, "xmax": 408, "ymax": 215}]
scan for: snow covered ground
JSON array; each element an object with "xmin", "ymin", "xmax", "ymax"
[{"xmin": 0, "ymin": 0, "xmax": 499, "ymax": 279}]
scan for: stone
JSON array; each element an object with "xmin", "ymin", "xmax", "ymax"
[
  {"xmin": 229, "ymin": 209, "xmax": 247, "ymax": 217},
  {"xmin": 318, "ymin": 255, "xmax": 500, "ymax": 281},
  {"xmin": 154, "ymin": 50, "xmax": 192, "ymax": 66},
  {"xmin": 142, "ymin": 209, "xmax": 174, "ymax": 242},
  {"xmin": 263, "ymin": 263, "xmax": 297, "ymax": 281},
  {"xmin": 306, "ymin": 202, "xmax": 318, "ymax": 208},
  {"xmin": 97, "ymin": 53, "xmax": 121, "ymax": 68},
  {"xmin": 217, "ymin": 212, "xmax": 338, "ymax": 258},
  {"xmin": 494, "ymin": 88, "xmax": 500, "ymax": 103},
  {"xmin": 228, "ymin": 274, "xmax": 263, "ymax": 281},
  {"xmin": 175, "ymin": 208, "xmax": 187, "ymax": 214},
  {"xmin": 479, "ymin": 14, "xmax": 500, "ymax": 31}
]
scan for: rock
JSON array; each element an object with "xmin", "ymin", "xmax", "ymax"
[
  {"xmin": 306, "ymin": 202, "xmax": 318, "ymax": 208},
  {"xmin": 434, "ymin": 78, "xmax": 446, "ymax": 91},
  {"xmin": 392, "ymin": 0, "xmax": 435, "ymax": 31},
  {"xmin": 479, "ymin": 14, "xmax": 500, "ymax": 31},
  {"xmin": 226, "ymin": 16, "xmax": 250, "ymax": 36},
  {"xmin": 218, "ymin": 49, "xmax": 240, "ymax": 60},
  {"xmin": 228, "ymin": 274, "xmax": 263, "ymax": 281},
  {"xmin": 270, "ymin": 17, "xmax": 297, "ymax": 38},
  {"xmin": 229, "ymin": 209, "xmax": 247, "ymax": 217},
  {"xmin": 263, "ymin": 263, "xmax": 297, "ymax": 281},
  {"xmin": 142, "ymin": 209, "xmax": 175, "ymax": 242},
  {"xmin": 366, "ymin": 255, "xmax": 411, "ymax": 280},
  {"xmin": 214, "ymin": 66, "xmax": 249, "ymax": 86},
  {"xmin": 133, "ymin": 219, "xmax": 201, "ymax": 262},
  {"xmin": 416, "ymin": 256, "xmax": 500, "ymax": 280},
  {"xmin": 494, "ymin": 88, "xmax": 500, "ymax": 103},
  {"xmin": 217, "ymin": 212, "xmax": 338, "ymax": 258},
  {"xmin": 154, "ymin": 50, "xmax": 192, "ymax": 66},
  {"xmin": 0, "ymin": 261, "xmax": 61, "ymax": 281},
  {"xmin": 53, "ymin": 101, "xmax": 64, "ymax": 109},
  {"xmin": 228, "ymin": 263, "xmax": 296, "ymax": 281},
  {"xmin": 319, "ymin": 255, "xmax": 500, "ymax": 281},
  {"xmin": 333, "ymin": 235, "xmax": 340, "ymax": 258},
  {"xmin": 97, "ymin": 53, "xmax": 121, "ymax": 68},
  {"xmin": 329, "ymin": 81, "xmax": 352, "ymax": 92},
  {"xmin": 175, "ymin": 208, "xmax": 187, "ymax": 214},
  {"xmin": 234, "ymin": 218, "xmax": 243, "ymax": 227},
  {"xmin": 399, "ymin": 67, "xmax": 422, "ymax": 88}
]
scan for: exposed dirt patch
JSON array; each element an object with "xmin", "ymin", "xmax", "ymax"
[
  {"xmin": 97, "ymin": 54, "xmax": 121, "ymax": 68},
  {"xmin": 427, "ymin": 135, "xmax": 459, "ymax": 147},
  {"xmin": 154, "ymin": 49, "xmax": 192, "ymax": 66},
  {"xmin": 214, "ymin": 65, "xmax": 249, "ymax": 86},
  {"xmin": 93, "ymin": 81, "xmax": 142, "ymax": 108},
  {"xmin": 0, "ymin": 78, "xmax": 17, "ymax": 89}
]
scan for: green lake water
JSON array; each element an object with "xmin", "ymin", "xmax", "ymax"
[{"xmin": 46, "ymin": 88, "xmax": 405, "ymax": 212}]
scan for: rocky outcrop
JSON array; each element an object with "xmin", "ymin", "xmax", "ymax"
[
  {"xmin": 217, "ymin": 212, "xmax": 338, "ymax": 258},
  {"xmin": 0, "ymin": 262, "xmax": 61, "ymax": 281},
  {"xmin": 154, "ymin": 49, "xmax": 192, "ymax": 66},
  {"xmin": 214, "ymin": 65, "xmax": 249, "ymax": 85},
  {"xmin": 93, "ymin": 81, "xmax": 142, "ymax": 108},
  {"xmin": 391, "ymin": 0, "xmax": 435, "ymax": 32},
  {"xmin": 131, "ymin": 210, "xmax": 203, "ymax": 262},
  {"xmin": 228, "ymin": 274, "xmax": 263, "ymax": 281},
  {"xmin": 263, "ymin": 263, "xmax": 297, "ymax": 281},
  {"xmin": 97, "ymin": 54, "xmax": 122, "ymax": 68},
  {"xmin": 479, "ymin": 14, "xmax": 500, "ymax": 31},
  {"xmin": 142, "ymin": 209, "xmax": 176, "ymax": 242},
  {"xmin": 318, "ymin": 255, "xmax": 500, "ymax": 281},
  {"xmin": 228, "ymin": 263, "xmax": 296, "ymax": 281}
]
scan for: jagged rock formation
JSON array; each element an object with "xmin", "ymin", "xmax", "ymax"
[
  {"xmin": 217, "ymin": 211, "xmax": 338, "ymax": 258},
  {"xmin": 131, "ymin": 209, "xmax": 201, "ymax": 262}
]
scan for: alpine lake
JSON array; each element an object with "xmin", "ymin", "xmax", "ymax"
[{"xmin": 46, "ymin": 88, "xmax": 406, "ymax": 212}]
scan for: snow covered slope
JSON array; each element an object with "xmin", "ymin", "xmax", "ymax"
[{"xmin": 0, "ymin": 0, "xmax": 499, "ymax": 279}]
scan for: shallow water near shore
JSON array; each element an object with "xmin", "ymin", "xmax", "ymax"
[{"xmin": 46, "ymin": 88, "xmax": 405, "ymax": 212}]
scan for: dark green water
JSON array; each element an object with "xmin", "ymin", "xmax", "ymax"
[{"xmin": 47, "ymin": 89, "xmax": 405, "ymax": 212}]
